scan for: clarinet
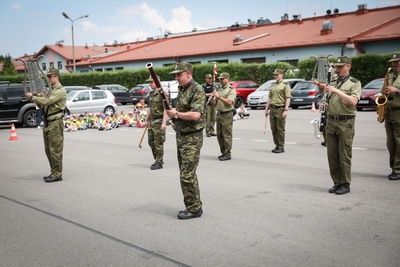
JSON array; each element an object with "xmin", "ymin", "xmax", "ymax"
[{"xmin": 319, "ymin": 69, "xmax": 332, "ymax": 133}]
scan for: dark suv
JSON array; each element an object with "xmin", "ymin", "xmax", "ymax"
[
  {"xmin": 0, "ymin": 82, "xmax": 37, "ymax": 127},
  {"xmin": 92, "ymin": 84, "xmax": 131, "ymax": 105}
]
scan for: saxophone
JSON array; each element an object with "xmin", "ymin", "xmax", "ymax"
[{"xmin": 376, "ymin": 67, "xmax": 391, "ymax": 123}]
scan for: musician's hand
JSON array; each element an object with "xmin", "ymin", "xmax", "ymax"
[
  {"xmin": 214, "ymin": 92, "xmax": 220, "ymax": 99},
  {"xmin": 385, "ymin": 86, "xmax": 397, "ymax": 94},
  {"xmin": 265, "ymin": 110, "xmax": 269, "ymax": 117},
  {"xmin": 325, "ymin": 85, "xmax": 337, "ymax": 94},
  {"xmin": 165, "ymin": 109, "xmax": 176, "ymax": 118},
  {"xmin": 25, "ymin": 92, "xmax": 33, "ymax": 99},
  {"xmin": 142, "ymin": 121, "xmax": 148, "ymax": 127},
  {"xmin": 161, "ymin": 123, "xmax": 166, "ymax": 131}
]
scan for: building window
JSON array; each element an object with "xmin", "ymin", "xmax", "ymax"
[
  {"xmin": 49, "ymin": 62, "xmax": 54, "ymax": 68},
  {"xmin": 242, "ymin": 57, "xmax": 265, "ymax": 64},
  {"xmin": 105, "ymin": 68, "xmax": 113, "ymax": 72},
  {"xmin": 42, "ymin": 63, "xmax": 47, "ymax": 71},
  {"xmin": 57, "ymin": 61, "xmax": 62, "ymax": 70},
  {"xmin": 95, "ymin": 69, "xmax": 103, "ymax": 72},
  {"xmin": 209, "ymin": 60, "xmax": 228, "ymax": 64},
  {"xmin": 115, "ymin": 67, "xmax": 124, "ymax": 71}
]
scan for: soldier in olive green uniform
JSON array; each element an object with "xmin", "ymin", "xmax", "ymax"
[
  {"xmin": 324, "ymin": 56, "xmax": 361, "ymax": 195},
  {"xmin": 210, "ymin": 72, "xmax": 236, "ymax": 161},
  {"xmin": 203, "ymin": 74, "xmax": 216, "ymax": 137},
  {"xmin": 382, "ymin": 52, "xmax": 400, "ymax": 180},
  {"xmin": 166, "ymin": 62, "xmax": 205, "ymax": 220},
  {"xmin": 25, "ymin": 68, "xmax": 67, "ymax": 183},
  {"xmin": 265, "ymin": 69, "xmax": 291, "ymax": 153},
  {"xmin": 143, "ymin": 75, "xmax": 168, "ymax": 170}
]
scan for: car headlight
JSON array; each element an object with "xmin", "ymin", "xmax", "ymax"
[{"xmin": 261, "ymin": 95, "xmax": 267, "ymax": 100}]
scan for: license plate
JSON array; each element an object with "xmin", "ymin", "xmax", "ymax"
[
  {"xmin": 293, "ymin": 99, "xmax": 303, "ymax": 102},
  {"xmin": 358, "ymin": 100, "xmax": 369, "ymax": 104},
  {"xmin": 249, "ymin": 102, "xmax": 257, "ymax": 105},
  {"xmin": 131, "ymin": 97, "xmax": 137, "ymax": 100}
]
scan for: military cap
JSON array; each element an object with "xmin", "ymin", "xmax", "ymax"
[
  {"xmin": 273, "ymin": 69, "xmax": 284, "ymax": 75},
  {"xmin": 218, "ymin": 72, "xmax": 230, "ymax": 79},
  {"xmin": 146, "ymin": 75, "xmax": 160, "ymax": 82},
  {"xmin": 46, "ymin": 67, "xmax": 59, "ymax": 76},
  {"xmin": 333, "ymin": 56, "xmax": 352, "ymax": 66},
  {"xmin": 388, "ymin": 52, "xmax": 400, "ymax": 62},
  {"xmin": 170, "ymin": 62, "xmax": 192, "ymax": 74},
  {"xmin": 205, "ymin": 74, "xmax": 212, "ymax": 78}
]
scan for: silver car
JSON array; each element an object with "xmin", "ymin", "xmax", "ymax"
[
  {"xmin": 65, "ymin": 90, "xmax": 118, "ymax": 115},
  {"xmin": 247, "ymin": 78, "xmax": 305, "ymax": 109}
]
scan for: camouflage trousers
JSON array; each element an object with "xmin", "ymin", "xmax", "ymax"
[
  {"xmin": 326, "ymin": 118, "xmax": 355, "ymax": 186},
  {"xmin": 176, "ymin": 130, "xmax": 203, "ymax": 213},
  {"xmin": 148, "ymin": 122, "xmax": 166, "ymax": 164},
  {"xmin": 43, "ymin": 119, "xmax": 64, "ymax": 178}
]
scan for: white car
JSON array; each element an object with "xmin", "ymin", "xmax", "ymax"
[
  {"xmin": 160, "ymin": 80, "xmax": 179, "ymax": 107},
  {"xmin": 65, "ymin": 90, "xmax": 118, "ymax": 115},
  {"xmin": 247, "ymin": 78, "xmax": 305, "ymax": 109}
]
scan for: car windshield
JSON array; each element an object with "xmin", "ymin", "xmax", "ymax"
[
  {"xmin": 364, "ymin": 79, "xmax": 384, "ymax": 89},
  {"xmin": 66, "ymin": 91, "xmax": 79, "ymax": 100},
  {"xmin": 257, "ymin": 80, "xmax": 275, "ymax": 91},
  {"xmin": 292, "ymin": 82, "xmax": 315, "ymax": 90}
]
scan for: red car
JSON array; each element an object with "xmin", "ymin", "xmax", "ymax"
[
  {"xmin": 356, "ymin": 78, "xmax": 384, "ymax": 111},
  {"xmin": 229, "ymin": 80, "xmax": 259, "ymax": 108}
]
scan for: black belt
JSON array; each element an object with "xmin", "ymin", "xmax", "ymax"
[
  {"xmin": 177, "ymin": 128, "xmax": 203, "ymax": 136},
  {"xmin": 328, "ymin": 115, "xmax": 355, "ymax": 121},
  {"xmin": 218, "ymin": 110, "xmax": 233, "ymax": 114},
  {"xmin": 151, "ymin": 115, "xmax": 163, "ymax": 119},
  {"xmin": 387, "ymin": 106, "xmax": 400, "ymax": 111},
  {"xmin": 47, "ymin": 116, "xmax": 63, "ymax": 123},
  {"xmin": 270, "ymin": 105, "xmax": 284, "ymax": 109}
]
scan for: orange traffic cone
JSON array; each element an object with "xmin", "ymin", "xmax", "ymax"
[
  {"xmin": 311, "ymin": 102, "xmax": 316, "ymax": 113},
  {"xmin": 9, "ymin": 123, "xmax": 19, "ymax": 141}
]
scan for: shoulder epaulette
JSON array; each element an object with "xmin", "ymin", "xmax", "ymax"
[{"xmin": 350, "ymin": 77, "xmax": 359, "ymax": 83}]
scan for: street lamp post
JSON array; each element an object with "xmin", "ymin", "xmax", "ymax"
[{"xmin": 62, "ymin": 12, "xmax": 89, "ymax": 74}]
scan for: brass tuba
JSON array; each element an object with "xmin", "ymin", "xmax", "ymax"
[{"xmin": 376, "ymin": 67, "xmax": 391, "ymax": 123}]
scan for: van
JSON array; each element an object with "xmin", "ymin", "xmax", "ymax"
[{"xmin": 160, "ymin": 80, "xmax": 179, "ymax": 107}]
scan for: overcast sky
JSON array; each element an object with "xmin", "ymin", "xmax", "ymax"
[{"xmin": 1, "ymin": 0, "xmax": 399, "ymax": 58}]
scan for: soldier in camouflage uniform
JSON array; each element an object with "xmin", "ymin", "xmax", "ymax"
[
  {"xmin": 265, "ymin": 69, "xmax": 291, "ymax": 154},
  {"xmin": 166, "ymin": 62, "xmax": 206, "ymax": 220},
  {"xmin": 25, "ymin": 68, "xmax": 67, "ymax": 183},
  {"xmin": 143, "ymin": 75, "xmax": 168, "ymax": 170},
  {"xmin": 324, "ymin": 56, "xmax": 361, "ymax": 195}
]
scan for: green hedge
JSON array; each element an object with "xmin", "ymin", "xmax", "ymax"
[{"xmin": 0, "ymin": 53, "xmax": 392, "ymax": 88}]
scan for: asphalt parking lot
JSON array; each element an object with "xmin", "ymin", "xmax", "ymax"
[{"xmin": 1, "ymin": 105, "xmax": 399, "ymax": 267}]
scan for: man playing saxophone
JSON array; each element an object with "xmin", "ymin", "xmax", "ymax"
[
  {"xmin": 324, "ymin": 56, "xmax": 361, "ymax": 195},
  {"xmin": 382, "ymin": 52, "xmax": 400, "ymax": 180}
]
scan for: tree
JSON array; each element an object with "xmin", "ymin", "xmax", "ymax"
[{"xmin": 1, "ymin": 54, "xmax": 17, "ymax": 75}]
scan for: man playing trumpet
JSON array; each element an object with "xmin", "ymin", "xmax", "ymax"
[{"xmin": 382, "ymin": 52, "xmax": 400, "ymax": 180}]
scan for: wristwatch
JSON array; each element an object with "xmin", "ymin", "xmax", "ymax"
[
  {"xmin": 174, "ymin": 112, "xmax": 179, "ymax": 119},
  {"xmin": 396, "ymin": 88, "xmax": 400, "ymax": 95}
]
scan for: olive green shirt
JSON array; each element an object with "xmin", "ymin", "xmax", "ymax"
[
  {"xmin": 215, "ymin": 84, "xmax": 236, "ymax": 112},
  {"xmin": 386, "ymin": 71, "xmax": 400, "ymax": 108},
  {"xmin": 174, "ymin": 79, "xmax": 206, "ymax": 132},
  {"xmin": 327, "ymin": 76, "xmax": 361, "ymax": 116},
  {"xmin": 268, "ymin": 80, "xmax": 291, "ymax": 105},
  {"xmin": 32, "ymin": 83, "xmax": 66, "ymax": 120}
]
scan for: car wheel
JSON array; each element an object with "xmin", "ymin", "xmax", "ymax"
[
  {"xmin": 64, "ymin": 108, "xmax": 70, "ymax": 115},
  {"xmin": 356, "ymin": 107, "xmax": 363, "ymax": 111},
  {"xmin": 23, "ymin": 109, "xmax": 37, "ymax": 127},
  {"xmin": 104, "ymin": 106, "xmax": 115, "ymax": 115},
  {"xmin": 250, "ymin": 107, "xmax": 258, "ymax": 110},
  {"xmin": 121, "ymin": 102, "xmax": 127, "ymax": 105},
  {"xmin": 291, "ymin": 105, "xmax": 299, "ymax": 109},
  {"xmin": 234, "ymin": 97, "xmax": 244, "ymax": 108}
]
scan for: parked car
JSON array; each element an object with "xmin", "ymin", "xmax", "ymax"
[
  {"xmin": 92, "ymin": 84, "xmax": 131, "ymax": 105},
  {"xmin": 290, "ymin": 81, "xmax": 320, "ymax": 109},
  {"xmin": 130, "ymin": 84, "xmax": 151, "ymax": 105},
  {"xmin": 356, "ymin": 78, "xmax": 384, "ymax": 111},
  {"xmin": 230, "ymin": 80, "xmax": 259, "ymax": 108},
  {"xmin": 160, "ymin": 80, "xmax": 179, "ymax": 107},
  {"xmin": 65, "ymin": 90, "xmax": 118, "ymax": 115},
  {"xmin": 64, "ymin": 86, "xmax": 90, "ymax": 94},
  {"xmin": 0, "ymin": 82, "xmax": 37, "ymax": 127},
  {"xmin": 247, "ymin": 78, "xmax": 305, "ymax": 109}
]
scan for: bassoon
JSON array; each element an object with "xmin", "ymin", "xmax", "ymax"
[{"xmin": 146, "ymin": 62, "xmax": 172, "ymax": 111}]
